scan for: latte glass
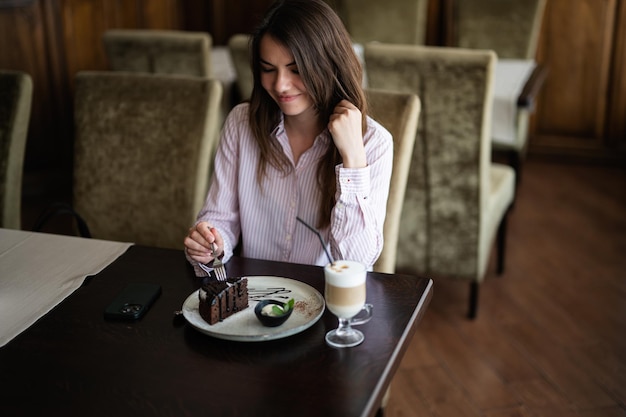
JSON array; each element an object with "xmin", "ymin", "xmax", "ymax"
[{"xmin": 324, "ymin": 260, "xmax": 373, "ymax": 348}]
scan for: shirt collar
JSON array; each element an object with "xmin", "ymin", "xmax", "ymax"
[{"xmin": 272, "ymin": 113, "xmax": 332, "ymax": 147}]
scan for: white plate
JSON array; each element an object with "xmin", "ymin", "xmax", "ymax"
[{"xmin": 182, "ymin": 276, "xmax": 325, "ymax": 342}]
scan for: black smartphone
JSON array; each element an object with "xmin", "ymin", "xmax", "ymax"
[{"xmin": 104, "ymin": 283, "xmax": 162, "ymax": 320}]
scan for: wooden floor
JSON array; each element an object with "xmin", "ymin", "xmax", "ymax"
[
  {"xmin": 20, "ymin": 157, "xmax": 626, "ymax": 417},
  {"xmin": 384, "ymin": 158, "xmax": 626, "ymax": 417}
]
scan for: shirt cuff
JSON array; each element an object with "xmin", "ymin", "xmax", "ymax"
[
  {"xmin": 336, "ymin": 165, "xmax": 370, "ymax": 194},
  {"xmin": 198, "ymin": 262, "xmax": 213, "ymax": 275}
]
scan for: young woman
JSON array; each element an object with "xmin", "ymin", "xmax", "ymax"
[{"xmin": 184, "ymin": 0, "xmax": 393, "ymax": 276}]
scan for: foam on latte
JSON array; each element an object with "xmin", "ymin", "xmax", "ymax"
[
  {"xmin": 324, "ymin": 260, "xmax": 366, "ymax": 287},
  {"xmin": 324, "ymin": 260, "xmax": 367, "ymax": 318}
]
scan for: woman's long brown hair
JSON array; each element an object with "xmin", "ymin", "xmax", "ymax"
[{"xmin": 248, "ymin": 0, "xmax": 367, "ymax": 229}]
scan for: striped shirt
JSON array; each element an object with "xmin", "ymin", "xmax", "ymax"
[{"xmin": 188, "ymin": 103, "xmax": 393, "ymax": 276}]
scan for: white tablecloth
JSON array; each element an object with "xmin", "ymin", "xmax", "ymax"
[
  {"xmin": 491, "ymin": 59, "xmax": 536, "ymax": 145},
  {"xmin": 0, "ymin": 229, "xmax": 133, "ymax": 347}
]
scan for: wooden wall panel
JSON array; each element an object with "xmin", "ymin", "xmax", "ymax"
[
  {"xmin": 218, "ymin": 0, "xmax": 274, "ymax": 45},
  {"xmin": 531, "ymin": 0, "xmax": 620, "ymax": 159},
  {"xmin": 62, "ymin": 0, "xmax": 110, "ymax": 80},
  {"xmin": 0, "ymin": 0, "xmax": 185, "ymax": 180},
  {"xmin": 0, "ymin": 1, "xmax": 69, "ymax": 171},
  {"xmin": 607, "ymin": 0, "xmax": 626, "ymax": 148},
  {"xmin": 139, "ymin": 0, "xmax": 180, "ymax": 28},
  {"xmin": 177, "ymin": 0, "xmax": 273, "ymax": 46},
  {"xmin": 61, "ymin": 0, "xmax": 182, "ymax": 88}
]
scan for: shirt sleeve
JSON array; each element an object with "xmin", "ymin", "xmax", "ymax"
[
  {"xmin": 329, "ymin": 118, "xmax": 393, "ymax": 268},
  {"xmin": 185, "ymin": 105, "xmax": 247, "ymax": 276}
]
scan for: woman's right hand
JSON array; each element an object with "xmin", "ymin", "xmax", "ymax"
[{"xmin": 184, "ymin": 221, "xmax": 224, "ymax": 265}]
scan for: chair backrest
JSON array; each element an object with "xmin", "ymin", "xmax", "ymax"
[
  {"xmin": 364, "ymin": 43, "xmax": 495, "ymax": 278},
  {"xmin": 103, "ymin": 29, "xmax": 213, "ymax": 77},
  {"xmin": 0, "ymin": 70, "xmax": 32, "ymax": 230},
  {"xmin": 331, "ymin": 0, "xmax": 428, "ymax": 45},
  {"xmin": 367, "ymin": 89, "xmax": 420, "ymax": 274},
  {"xmin": 450, "ymin": 0, "xmax": 547, "ymax": 59},
  {"xmin": 227, "ymin": 34, "xmax": 253, "ymax": 101},
  {"xmin": 73, "ymin": 72, "xmax": 223, "ymax": 249}
]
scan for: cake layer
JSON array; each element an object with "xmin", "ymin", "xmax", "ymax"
[{"xmin": 198, "ymin": 277, "xmax": 248, "ymax": 325}]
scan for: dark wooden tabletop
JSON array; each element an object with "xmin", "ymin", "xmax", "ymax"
[{"xmin": 0, "ymin": 245, "xmax": 432, "ymax": 417}]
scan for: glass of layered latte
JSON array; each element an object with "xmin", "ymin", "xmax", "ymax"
[{"xmin": 324, "ymin": 260, "xmax": 373, "ymax": 348}]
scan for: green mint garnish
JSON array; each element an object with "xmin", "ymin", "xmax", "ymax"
[{"xmin": 271, "ymin": 298, "xmax": 295, "ymax": 316}]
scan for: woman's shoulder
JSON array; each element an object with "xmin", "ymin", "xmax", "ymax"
[
  {"xmin": 225, "ymin": 102, "xmax": 250, "ymax": 124},
  {"xmin": 222, "ymin": 103, "xmax": 254, "ymax": 141},
  {"xmin": 365, "ymin": 116, "xmax": 393, "ymax": 143}
]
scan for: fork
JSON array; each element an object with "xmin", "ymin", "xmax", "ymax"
[{"xmin": 212, "ymin": 242, "xmax": 227, "ymax": 281}]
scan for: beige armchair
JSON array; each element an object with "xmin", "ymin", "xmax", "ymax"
[
  {"xmin": 227, "ymin": 34, "xmax": 253, "ymax": 102},
  {"xmin": 330, "ymin": 0, "xmax": 428, "ymax": 45},
  {"xmin": 367, "ymin": 89, "xmax": 420, "ymax": 274},
  {"xmin": 0, "ymin": 70, "xmax": 32, "ymax": 230},
  {"xmin": 364, "ymin": 43, "xmax": 516, "ymax": 318},
  {"xmin": 448, "ymin": 0, "xmax": 548, "ymax": 181},
  {"xmin": 70, "ymin": 72, "xmax": 222, "ymax": 249},
  {"xmin": 450, "ymin": 0, "xmax": 546, "ymax": 59},
  {"xmin": 102, "ymin": 29, "xmax": 212, "ymax": 77},
  {"xmin": 102, "ymin": 29, "xmax": 238, "ymax": 128}
]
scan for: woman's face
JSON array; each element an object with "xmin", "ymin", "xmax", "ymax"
[{"xmin": 259, "ymin": 35, "xmax": 316, "ymax": 120}]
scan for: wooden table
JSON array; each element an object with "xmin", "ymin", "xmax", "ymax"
[{"xmin": 0, "ymin": 245, "xmax": 432, "ymax": 417}]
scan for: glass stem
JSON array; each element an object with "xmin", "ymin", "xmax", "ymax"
[{"xmin": 336, "ymin": 317, "xmax": 353, "ymax": 335}]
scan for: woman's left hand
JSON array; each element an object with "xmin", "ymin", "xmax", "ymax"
[{"xmin": 328, "ymin": 100, "xmax": 367, "ymax": 168}]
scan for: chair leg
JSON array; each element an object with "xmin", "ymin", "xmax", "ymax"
[
  {"xmin": 377, "ymin": 385, "xmax": 391, "ymax": 417},
  {"xmin": 496, "ymin": 209, "xmax": 509, "ymax": 275},
  {"xmin": 509, "ymin": 150, "xmax": 522, "ymax": 185},
  {"xmin": 32, "ymin": 201, "xmax": 92, "ymax": 238},
  {"xmin": 468, "ymin": 281, "xmax": 479, "ymax": 319}
]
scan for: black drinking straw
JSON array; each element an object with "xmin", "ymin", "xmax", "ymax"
[{"xmin": 296, "ymin": 216, "xmax": 334, "ymax": 265}]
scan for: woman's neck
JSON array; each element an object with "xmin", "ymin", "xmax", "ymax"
[{"xmin": 284, "ymin": 112, "xmax": 325, "ymax": 165}]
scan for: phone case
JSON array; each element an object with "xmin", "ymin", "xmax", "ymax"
[{"xmin": 104, "ymin": 283, "xmax": 162, "ymax": 320}]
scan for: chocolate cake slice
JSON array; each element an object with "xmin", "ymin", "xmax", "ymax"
[{"xmin": 198, "ymin": 277, "xmax": 249, "ymax": 325}]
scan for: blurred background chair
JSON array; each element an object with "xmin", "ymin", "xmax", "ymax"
[
  {"xmin": 327, "ymin": 0, "xmax": 428, "ymax": 45},
  {"xmin": 367, "ymin": 89, "xmax": 420, "ymax": 274},
  {"xmin": 449, "ymin": 0, "xmax": 545, "ymax": 59},
  {"xmin": 102, "ymin": 28, "xmax": 237, "ymax": 128},
  {"xmin": 66, "ymin": 71, "xmax": 222, "ymax": 249},
  {"xmin": 0, "ymin": 70, "xmax": 32, "ymax": 230},
  {"xmin": 447, "ymin": 0, "xmax": 548, "ymax": 181},
  {"xmin": 227, "ymin": 33, "xmax": 253, "ymax": 102},
  {"xmin": 102, "ymin": 29, "xmax": 212, "ymax": 77},
  {"xmin": 364, "ymin": 43, "xmax": 515, "ymax": 318}
]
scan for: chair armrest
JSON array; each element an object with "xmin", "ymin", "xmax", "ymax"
[{"xmin": 517, "ymin": 63, "xmax": 548, "ymax": 110}]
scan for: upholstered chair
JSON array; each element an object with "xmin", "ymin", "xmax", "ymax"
[
  {"xmin": 72, "ymin": 72, "xmax": 222, "ymax": 249},
  {"xmin": 450, "ymin": 0, "xmax": 546, "ymax": 59},
  {"xmin": 364, "ymin": 43, "xmax": 516, "ymax": 318},
  {"xmin": 367, "ymin": 89, "xmax": 420, "ymax": 274},
  {"xmin": 0, "ymin": 70, "xmax": 32, "ymax": 230},
  {"xmin": 449, "ymin": 0, "xmax": 548, "ymax": 181},
  {"xmin": 227, "ymin": 34, "xmax": 253, "ymax": 102},
  {"xmin": 102, "ymin": 29, "xmax": 239, "ymax": 129},
  {"xmin": 102, "ymin": 29, "xmax": 212, "ymax": 77},
  {"xmin": 329, "ymin": 0, "xmax": 428, "ymax": 45}
]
